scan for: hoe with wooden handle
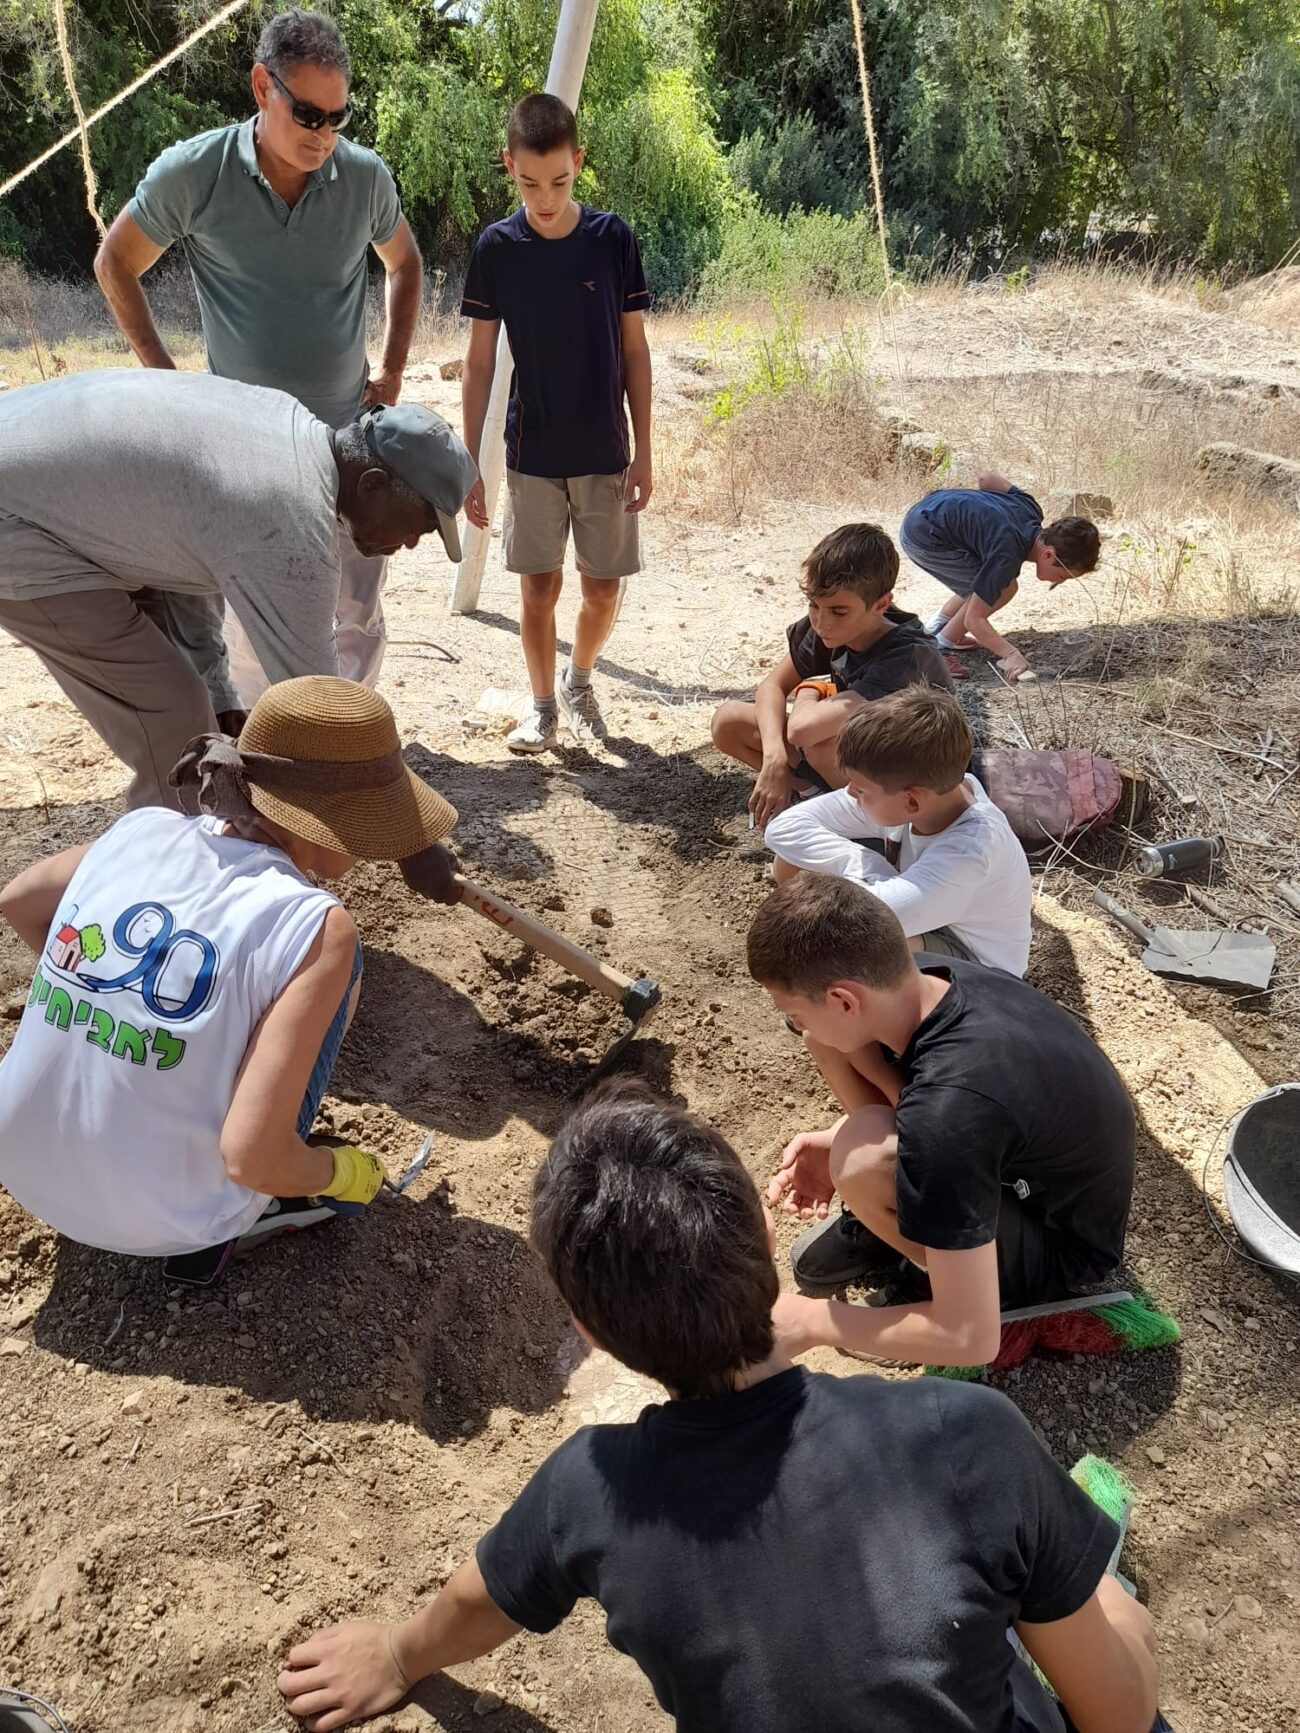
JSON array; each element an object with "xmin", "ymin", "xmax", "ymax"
[{"xmin": 454, "ymin": 873, "xmax": 661, "ymax": 1068}]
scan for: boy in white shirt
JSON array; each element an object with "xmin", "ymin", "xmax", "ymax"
[{"xmin": 765, "ymin": 685, "xmax": 1031, "ymax": 977}]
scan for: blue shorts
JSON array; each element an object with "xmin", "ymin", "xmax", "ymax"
[
  {"xmin": 295, "ymin": 943, "xmax": 363, "ymax": 1141},
  {"xmin": 899, "ymin": 505, "xmax": 982, "ymax": 599}
]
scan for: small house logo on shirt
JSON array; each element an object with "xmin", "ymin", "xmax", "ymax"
[{"xmin": 27, "ymin": 901, "xmax": 225, "ymax": 1073}]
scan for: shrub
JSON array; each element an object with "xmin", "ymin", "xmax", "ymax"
[{"xmin": 698, "ymin": 201, "xmax": 887, "ymax": 304}]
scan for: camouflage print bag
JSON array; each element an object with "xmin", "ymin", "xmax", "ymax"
[{"xmin": 970, "ymin": 749, "xmax": 1123, "ymax": 857}]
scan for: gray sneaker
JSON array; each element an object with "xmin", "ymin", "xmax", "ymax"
[
  {"xmin": 507, "ymin": 706, "xmax": 559, "ymax": 755},
  {"xmin": 790, "ymin": 1209, "xmax": 898, "ymax": 1290},
  {"xmin": 558, "ymin": 672, "xmax": 609, "ymax": 746}
]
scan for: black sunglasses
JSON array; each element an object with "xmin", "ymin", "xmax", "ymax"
[{"xmin": 268, "ymin": 67, "xmax": 350, "ymax": 133}]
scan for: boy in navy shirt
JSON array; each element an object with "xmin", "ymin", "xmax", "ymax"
[
  {"xmin": 279, "ymin": 1081, "xmax": 1161, "ymax": 1733},
  {"xmin": 461, "ymin": 94, "xmax": 653, "ymax": 754},
  {"xmin": 900, "ymin": 473, "xmax": 1100, "ymax": 684}
]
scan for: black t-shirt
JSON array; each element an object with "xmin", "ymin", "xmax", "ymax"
[
  {"xmin": 786, "ymin": 606, "xmax": 954, "ymax": 698},
  {"xmin": 477, "ymin": 1369, "xmax": 1115, "ymax": 1733},
  {"xmin": 893, "ymin": 959, "xmax": 1135, "ymax": 1284},
  {"xmin": 461, "ymin": 206, "xmax": 650, "ymax": 478}
]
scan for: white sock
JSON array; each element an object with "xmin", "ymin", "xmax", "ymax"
[{"xmin": 924, "ymin": 608, "xmax": 951, "ymax": 636}]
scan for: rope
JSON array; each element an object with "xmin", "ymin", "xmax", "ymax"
[
  {"xmin": 51, "ymin": 0, "xmax": 105, "ymax": 240},
  {"xmin": 0, "ymin": 0, "xmax": 249, "ymax": 204},
  {"xmin": 847, "ymin": 0, "xmax": 891, "ymax": 288}
]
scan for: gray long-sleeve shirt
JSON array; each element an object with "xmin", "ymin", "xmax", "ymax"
[{"xmin": 0, "ymin": 369, "xmax": 341, "ymax": 706}]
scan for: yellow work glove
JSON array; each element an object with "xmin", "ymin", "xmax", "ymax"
[{"xmin": 319, "ymin": 1144, "xmax": 386, "ymax": 1206}]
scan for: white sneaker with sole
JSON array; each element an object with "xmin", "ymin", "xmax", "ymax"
[
  {"xmin": 507, "ymin": 706, "xmax": 559, "ymax": 754},
  {"xmin": 559, "ymin": 672, "xmax": 609, "ymax": 746}
]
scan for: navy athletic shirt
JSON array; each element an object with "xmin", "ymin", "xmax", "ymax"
[
  {"xmin": 461, "ymin": 206, "xmax": 650, "ymax": 479},
  {"xmin": 900, "ymin": 486, "xmax": 1044, "ymax": 605}
]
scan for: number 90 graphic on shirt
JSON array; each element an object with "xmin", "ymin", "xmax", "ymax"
[{"xmin": 79, "ymin": 902, "xmax": 219, "ymax": 1023}]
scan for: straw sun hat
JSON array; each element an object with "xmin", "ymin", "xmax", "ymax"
[{"xmin": 213, "ymin": 677, "xmax": 457, "ymax": 860}]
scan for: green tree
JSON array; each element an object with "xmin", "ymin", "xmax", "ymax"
[{"xmin": 79, "ymin": 923, "xmax": 106, "ymax": 962}]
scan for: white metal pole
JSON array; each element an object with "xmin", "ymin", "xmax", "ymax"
[{"xmin": 449, "ymin": 0, "xmax": 602, "ymax": 616}]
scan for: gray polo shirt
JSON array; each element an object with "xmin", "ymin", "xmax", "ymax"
[
  {"xmin": 0, "ymin": 369, "xmax": 341, "ymax": 691},
  {"xmin": 129, "ymin": 119, "xmax": 403, "ymax": 428}
]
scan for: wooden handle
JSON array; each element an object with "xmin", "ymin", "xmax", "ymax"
[{"xmin": 455, "ymin": 874, "xmax": 634, "ymax": 1005}]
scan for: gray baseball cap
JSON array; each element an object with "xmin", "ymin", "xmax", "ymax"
[{"xmin": 359, "ymin": 403, "xmax": 478, "ymax": 563}]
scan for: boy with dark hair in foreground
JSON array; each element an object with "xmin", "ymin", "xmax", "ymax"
[
  {"xmin": 279, "ymin": 1081, "xmax": 1158, "ymax": 1733},
  {"xmin": 711, "ymin": 521, "xmax": 953, "ymax": 827},
  {"xmin": 900, "ymin": 472, "xmax": 1100, "ymax": 685},
  {"xmin": 748, "ymin": 875, "xmax": 1135, "ymax": 1318}
]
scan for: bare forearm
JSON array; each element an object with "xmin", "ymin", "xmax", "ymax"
[
  {"xmin": 379, "ymin": 260, "xmax": 422, "ymax": 377},
  {"xmin": 797, "ymin": 1293, "xmax": 995, "ymax": 1367},
  {"xmin": 965, "ymin": 611, "xmax": 1016, "ymax": 659},
  {"xmin": 625, "ymin": 347, "xmax": 652, "ymax": 453},
  {"xmin": 461, "ymin": 364, "xmax": 495, "ymax": 464},
  {"xmin": 787, "ymin": 692, "xmax": 863, "ymax": 749},
  {"xmin": 391, "ymin": 1560, "xmax": 520, "ymax": 1681},
  {"xmin": 754, "ymin": 675, "xmax": 792, "ymax": 764},
  {"xmin": 221, "ymin": 1130, "xmax": 333, "ymax": 1198},
  {"xmin": 1086, "ymin": 1578, "xmax": 1159, "ymax": 1730},
  {"xmin": 94, "ymin": 261, "xmax": 175, "ymax": 369}
]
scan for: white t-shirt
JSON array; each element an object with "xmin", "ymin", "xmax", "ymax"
[
  {"xmin": 765, "ymin": 776, "xmax": 1032, "ymax": 976},
  {"xmin": 0, "ymin": 809, "xmax": 338, "ymax": 1256}
]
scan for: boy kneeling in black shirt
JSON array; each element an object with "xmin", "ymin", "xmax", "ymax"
[
  {"xmin": 748, "ymin": 874, "xmax": 1136, "ymax": 1366},
  {"xmin": 279, "ymin": 1080, "xmax": 1158, "ymax": 1733}
]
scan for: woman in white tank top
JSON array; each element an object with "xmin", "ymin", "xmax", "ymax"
[{"xmin": 0, "ymin": 677, "xmax": 459, "ymax": 1269}]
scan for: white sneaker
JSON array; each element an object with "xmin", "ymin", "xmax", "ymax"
[
  {"xmin": 558, "ymin": 672, "xmax": 609, "ymax": 746},
  {"xmin": 507, "ymin": 706, "xmax": 559, "ymax": 754}
]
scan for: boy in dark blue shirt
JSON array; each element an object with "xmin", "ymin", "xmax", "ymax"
[
  {"xmin": 900, "ymin": 474, "xmax": 1100, "ymax": 684},
  {"xmin": 280, "ymin": 1082, "xmax": 1162, "ymax": 1733},
  {"xmin": 461, "ymin": 94, "xmax": 653, "ymax": 754}
]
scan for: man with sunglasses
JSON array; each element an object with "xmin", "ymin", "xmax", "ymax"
[
  {"xmin": 899, "ymin": 474, "xmax": 1101, "ymax": 685},
  {"xmin": 95, "ymin": 8, "xmax": 423, "ymax": 695}
]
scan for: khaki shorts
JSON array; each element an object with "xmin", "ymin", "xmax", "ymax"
[{"xmin": 503, "ymin": 469, "xmax": 641, "ymax": 579}]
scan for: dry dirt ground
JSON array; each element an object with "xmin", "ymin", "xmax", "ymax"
[{"xmin": 2, "ymin": 275, "xmax": 1300, "ymax": 1732}]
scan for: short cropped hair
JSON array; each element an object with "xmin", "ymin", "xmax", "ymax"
[
  {"xmin": 801, "ymin": 523, "xmax": 899, "ymax": 607},
  {"xmin": 747, "ymin": 875, "xmax": 913, "ymax": 996},
  {"xmin": 508, "ymin": 93, "xmax": 580, "ymax": 156},
  {"xmin": 335, "ymin": 421, "xmax": 426, "ymax": 515},
  {"xmin": 1042, "ymin": 516, "xmax": 1100, "ymax": 575},
  {"xmin": 256, "ymin": 9, "xmax": 351, "ymax": 80},
  {"xmin": 836, "ymin": 685, "xmax": 972, "ymax": 794},
  {"xmin": 532, "ymin": 1081, "xmax": 777, "ymax": 1400}
]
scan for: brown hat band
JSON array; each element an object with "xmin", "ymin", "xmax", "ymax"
[{"xmin": 170, "ymin": 733, "xmax": 407, "ymax": 824}]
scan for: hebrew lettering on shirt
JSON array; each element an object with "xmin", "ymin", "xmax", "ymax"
[
  {"xmin": 26, "ymin": 979, "xmax": 189, "ymax": 1073},
  {"xmin": 112, "ymin": 1022, "xmax": 149, "ymax": 1065},
  {"xmin": 151, "ymin": 1028, "xmax": 186, "ymax": 1071}
]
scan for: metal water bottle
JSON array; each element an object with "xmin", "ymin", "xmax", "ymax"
[{"xmin": 1134, "ymin": 836, "xmax": 1225, "ymax": 879}]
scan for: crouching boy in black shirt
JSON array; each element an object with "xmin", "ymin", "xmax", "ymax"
[
  {"xmin": 747, "ymin": 874, "xmax": 1135, "ymax": 1364},
  {"xmin": 278, "ymin": 1081, "xmax": 1158, "ymax": 1733}
]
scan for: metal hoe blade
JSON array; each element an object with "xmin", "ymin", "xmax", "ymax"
[
  {"xmin": 1140, "ymin": 927, "xmax": 1275, "ymax": 992},
  {"xmin": 383, "ymin": 1130, "xmax": 436, "ymax": 1197}
]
